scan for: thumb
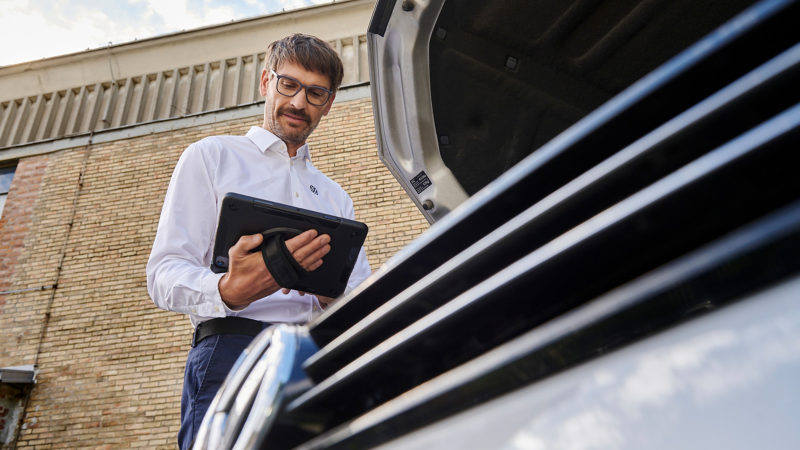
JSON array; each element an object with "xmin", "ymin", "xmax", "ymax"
[{"xmin": 230, "ymin": 233, "xmax": 264, "ymax": 256}]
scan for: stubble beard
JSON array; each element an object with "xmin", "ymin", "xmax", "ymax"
[{"xmin": 266, "ymin": 106, "xmax": 320, "ymax": 144}]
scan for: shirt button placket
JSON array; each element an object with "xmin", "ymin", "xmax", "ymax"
[{"xmin": 291, "ymin": 160, "xmax": 300, "ymax": 200}]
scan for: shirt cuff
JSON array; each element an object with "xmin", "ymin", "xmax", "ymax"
[
  {"xmin": 202, "ymin": 271, "xmax": 234, "ymax": 317},
  {"xmin": 222, "ymin": 299, "xmax": 250, "ymax": 314}
]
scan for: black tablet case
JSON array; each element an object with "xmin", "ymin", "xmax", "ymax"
[{"xmin": 211, "ymin": 192, "xmax": 368, "ymax": 298}]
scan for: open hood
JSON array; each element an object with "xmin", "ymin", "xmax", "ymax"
[{"xmin": 368, "ymin": 0, "xmax": 757, "ymax": 222}]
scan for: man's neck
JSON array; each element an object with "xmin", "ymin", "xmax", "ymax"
[
  {"xmin": 262, "ymin": 124, "xmax": 304, "ymax": 158},
  {"xmin": 285, "ymin": 142, "xmax": 303, "ymax": 158}
]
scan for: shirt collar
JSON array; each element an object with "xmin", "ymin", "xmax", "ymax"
[{"xmin": 246, "ymin": 126, "xmax": 312, "ymax": 162}]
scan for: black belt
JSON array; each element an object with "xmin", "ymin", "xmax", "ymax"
[{"xmin": 192, "ymin": 317, "xmax": 267, "ymax": 347}]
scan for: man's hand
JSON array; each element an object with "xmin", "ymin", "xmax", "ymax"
[
  {"xmin": 280, "ymin": 287, "xmax": 336, "ymax": 307},
  {"xmin": 219, "ymin": 229, "xmax": 330, "ymax": 310}
]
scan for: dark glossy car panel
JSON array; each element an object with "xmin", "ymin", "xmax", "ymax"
[{"xmin": 192, "ymin": 1, "xmax": 800, "ymax": 448}]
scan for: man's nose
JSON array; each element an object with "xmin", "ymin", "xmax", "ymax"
[{"xmin": 290, "ymin": 88, "xmax": 309, "ymax": 109}]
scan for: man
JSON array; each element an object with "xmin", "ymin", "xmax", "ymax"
[{"xmin": 146, "ymin": 34, "xmax": 372, "ymax": 449}]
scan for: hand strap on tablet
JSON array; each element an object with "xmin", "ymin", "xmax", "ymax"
[{"xmin": 260, "ymin": 227, "xmax": 309, "ymax": 289}]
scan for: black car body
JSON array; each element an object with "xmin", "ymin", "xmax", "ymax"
[{"xmin": 192, "ymin": 0, "xmax": 800, "ymax": 448}]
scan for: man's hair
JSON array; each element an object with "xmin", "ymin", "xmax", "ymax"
[{"xmin": 265, "ymin": 34, "xmax": 345, "ymax": 93}]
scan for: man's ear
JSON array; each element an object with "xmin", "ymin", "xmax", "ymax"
[
  {"xmin": 259, "ymin": 69, "xmax": 269, "ymax": 97},
  {"xmin": 322, "ymin": 93, "xmax": 336, "ymax": 116}
]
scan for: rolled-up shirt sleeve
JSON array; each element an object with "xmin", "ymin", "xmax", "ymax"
[{"xmin": 146, "ymin": 143, "xmax": 227, "ymax": 318}]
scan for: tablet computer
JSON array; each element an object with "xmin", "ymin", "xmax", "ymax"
[{"xmin": 210, "ymin": 192, "xmax": 368, "ymax": 298}]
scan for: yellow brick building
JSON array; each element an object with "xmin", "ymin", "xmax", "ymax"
[{"xmin": 0, "ymin": 1, "xmax": 428, "ymax": 447}]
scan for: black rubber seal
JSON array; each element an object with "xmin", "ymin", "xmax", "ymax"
[{"xmin": 261, "ymin": 227, "xmax": 309, "ymax": 288}]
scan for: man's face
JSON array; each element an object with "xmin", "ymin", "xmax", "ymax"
[{"xmin": 260, "ymin": 60, "xmax": 335, "ymax": 146}]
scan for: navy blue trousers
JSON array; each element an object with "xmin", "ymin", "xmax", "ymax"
[{"xmin": 178, "ymin": 324, "xmax": 270, "ymax": 450}]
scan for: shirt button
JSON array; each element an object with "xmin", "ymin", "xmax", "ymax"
[
  {"xmin": 295, "ymin": 192, "xmax": 299, "ymax": 197},
  {"xmin": 192, "ymin": 308, "xmax": 197, "ymax": 314},
  {"xmin": 290, "ymin": 161, "xmax": 294, "ymax": 166},
  {"xmin": 215, "ymin": 306, "xmax": 220, "ymax": 312}
]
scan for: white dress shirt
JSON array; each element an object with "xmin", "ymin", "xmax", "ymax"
[{"xmin": 146, "ymin": 126, "xmax": 372, "ymax": 327}]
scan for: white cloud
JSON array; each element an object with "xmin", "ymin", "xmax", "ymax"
[
  {"xmin": 283, "ymin": 0, "xmax": 332, "ymax": 9},
  {"xmin": 131, "ymin": 0, "xmax": 241, "ymax": 32},
  {"xmin": 0, "ymin": 0, "xmax": 332, "ymax": 67},
  {"xmin": 0, "ymin": 0, "xmax": 150, "ymax": 65}
]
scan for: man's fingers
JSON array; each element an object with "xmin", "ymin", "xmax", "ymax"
[
  {"xmin": 308, "ymin": 259, "xmax": 323, "ymax": 271},
  {"xmin": 230, "ymin": 233, "xmax": 264, "ymax": 256},
  {"xmin": 280, "ymin": 289, "xmax": 311, "ymax": 296},
  {"xmin": 285, "ymin": 229, "xmax": 318, "ymax": 253},
  {"xmin": 299, "ymin": 244, "xmax": 330, "ymax": 270},
  {"xmin": 290, "ymin": 234, "xmax": 330, "ymax": 266}
]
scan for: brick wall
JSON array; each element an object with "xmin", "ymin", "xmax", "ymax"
[
  {"xmin": 0, "ymin": 97, "xmax": 429, "ymax": 448},
  {"xmin": 0, "ymin": 155, "xmax": 49, "ymax": 296}
]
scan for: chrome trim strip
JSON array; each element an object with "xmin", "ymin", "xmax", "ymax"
[
  {"xmin": 193, "ymin": 326, "xmax": 275, "ymax": 449},
  {"xmin": 233, "ymin": 325, "xmax": 299, "ymax": 450}
]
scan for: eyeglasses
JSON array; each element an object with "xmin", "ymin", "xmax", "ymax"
[{"xmin": 270, "ymin": 69, "xmax": 333, "ymax": 106}]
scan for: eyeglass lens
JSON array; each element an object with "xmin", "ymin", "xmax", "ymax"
[{"xmin": 276, "ymin": 76, "xmax": 330, "ymax": 106}]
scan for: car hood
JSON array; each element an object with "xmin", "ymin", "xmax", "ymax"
[{"xmin": 367, "ymin": 0, "xmax": 757, "ymax": 223}]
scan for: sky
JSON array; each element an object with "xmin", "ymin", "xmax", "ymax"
[{"xmin": 0, "ymin": 0, "xmax": 331, "ymax": 67}]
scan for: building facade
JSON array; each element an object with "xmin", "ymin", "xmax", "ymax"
[{"xmin": 0, "ymin": 1, "xmax": 429, "ymax": 447}]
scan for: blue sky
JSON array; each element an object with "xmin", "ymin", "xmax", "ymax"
[{"xmin": 0, "ymin": 0, "xmax": 331, "ymax": 66}]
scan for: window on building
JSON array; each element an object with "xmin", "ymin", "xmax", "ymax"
[{"xmin": 0, "ymin": 165, "xmax": 16, "ymax": 219}]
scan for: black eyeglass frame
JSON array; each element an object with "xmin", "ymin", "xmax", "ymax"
[{"xmin": 270, "ymin": 69, "xmax": 334, "ymax": 106}]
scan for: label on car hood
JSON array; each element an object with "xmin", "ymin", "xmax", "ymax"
[{"xmin": 411, "ymin": 171, "xmax": 432, "ymax": 194}]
